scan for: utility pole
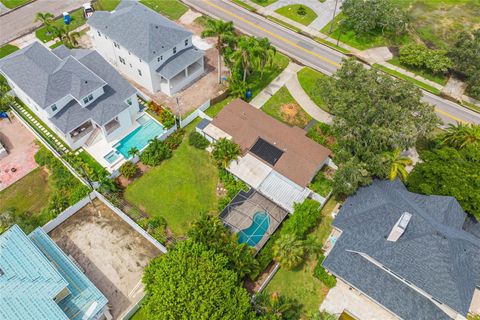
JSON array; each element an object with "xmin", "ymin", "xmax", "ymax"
[{"xmin": 329, "ymin": 0, "xmax": 340, "ymax": 34}]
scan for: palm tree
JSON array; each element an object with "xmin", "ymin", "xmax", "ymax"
[
  {"xmin": 128, "ymin": 147, "xmax": 140, "ymax": 158},
  {"xmin": 254, "ymin": 292, "xmax": 301, "ymax": 319},
  {"xmin": 62, "ymin": 28, "xmax": 81, "ymax": 48},
  {"xmin": 303, "ymin": 233, "xmax": 322, "ymax": 258},
  {"xmin": 201, "ymin": 19, "xmax": 236, "ymax": 83},
  {"xmin": 231, "ymin": 36, "xmax": 262, "ymax": 82},
  {"xmin": 384, "ymin": 148, "xmax": 412, "ymax": 181},
  {"xmin": 227, "ymin": 77, "xmax": 248, "ymax": 98},
  {"xmin": 34, "ymin": 11, "xmax": 54, "ymax": 26},
  {"xmin": 442, "ymin": 123, "xmax": 480, "ymax": 149},
  {"xmin": 212, "ymin": 138, "xmax": 241, "ymax": 168},
  {"xmin": 272, "ymin": 233, "xmax": 305, "ymax": 270},
  {"xmin": 257, "ymin": 37, "xmax": 276, "ymax": 79}
]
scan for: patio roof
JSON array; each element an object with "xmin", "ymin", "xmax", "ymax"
[
  {"xmin": 227, "ymin": 153, "xmax": 273, "ymax": 189},
  {"xmin": 156, "ymin": 47, "xmax": 204, "ymax": 80}
]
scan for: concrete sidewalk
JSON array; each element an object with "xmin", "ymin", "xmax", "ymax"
[
  {"xmin": 250, "ymin": 61, "xmax": 302, "ymax": 108},
  {"xmin": 286, "ymin": 73, "xmax": 333, "ymax": 124}
]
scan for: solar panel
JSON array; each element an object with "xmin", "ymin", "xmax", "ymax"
[{"xmin": 250, "ymin": 138, "xmax": 284, "ymax": 166}]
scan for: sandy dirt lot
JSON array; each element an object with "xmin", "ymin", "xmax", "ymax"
[
  {"xmin": 49, "ymin": 199, "xmax": 161, "ymax": 319},
  {"xmin": 0, "ymin": 116, "xmax": 39, "ymax": 191}
]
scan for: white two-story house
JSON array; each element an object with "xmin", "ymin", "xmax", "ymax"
[
  {"xmin": 0, "ymin": 41, "xmax": 140, "ymax": 150},
  {"xmin": 87, "ymin": 0, "xmax": 205, "ymax": 96}
]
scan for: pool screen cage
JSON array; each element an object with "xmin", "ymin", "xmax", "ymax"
[{"xmin": 220, "ymin": 189, "xmax": 288, "ymax": 252}]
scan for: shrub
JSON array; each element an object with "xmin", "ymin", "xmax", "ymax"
[
  {"xmin": 212, "ymin": 138, "xmax": 241, "ymax": 168},
  {"xmin": 399, "ymin": 44, "xmax": 452, "ymax": 74},
  {"xmin": 282, "ymin": 199, "xmax": 322, "ymax": 238},
  {"xmin": 313, "ymin": 255, "xmax": 336, "ymax": 288},
  {"xmin": 164, "ymin": 129, "xmax": 185, "ymax": 151},
  {"xmin": 189, "ymin": 131, "xmax": 210, "ymax": 149},
  {"xmin": 119, "ymin": 161, "xmax": 138, "ymax": 179},
  {"xmin": 140, "ymin": 138, "xmax": 172, "ymax": 166},
  {"xmin": 148, "ymin": 100, "xmax": 175, "ymax": 128}
]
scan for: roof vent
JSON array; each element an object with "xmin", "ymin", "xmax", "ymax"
[{"xmin": 387, "ymin": 212, "xmax": 412, "ymax": 242}]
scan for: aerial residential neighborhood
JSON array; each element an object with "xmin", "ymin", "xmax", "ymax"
[{"xmin": 0, "ymin": 0, "xmax": 479, "ymax": 320}]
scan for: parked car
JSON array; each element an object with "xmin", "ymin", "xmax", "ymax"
[{"xmin": 83, "ymin": 2, "xmax": 94, "ymax": 19}]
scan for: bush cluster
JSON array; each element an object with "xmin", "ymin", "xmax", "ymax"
[
  {"xmin": 119, "ymin": 161, "xmax": 138, "ymax": 179},
  {"xmin": 164, "ymin": 129, "xmax": 185, "ymax": 151},
  {"xmin": 313, "ymin": 255, "xmax": 337, "ymax": 288},
  {"xmin": 399, "ymin": 44, "xmax": 452, "ymax": 74},
  {"xmin": 189, "ymin": 131, "xmax": 210, "ymax": 149},
  {"xmin": 140, "ymin": 139, "xmax": 172, "ymax": 166},
  {"xmin": 138, "ymin": 216, "xmax": 168, "ymax": 244},
  {"xmin": 148, "ymin": 101, "xmax": 175, "ymax": 128}
]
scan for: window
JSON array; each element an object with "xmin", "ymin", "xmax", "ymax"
[
  {"xmin": 185, "ymin": 39, "xmax": 188, "ymax": 46},
  {"xmin": 128, "ymin": 51, "xmax": 131, "ymax": 55},
  {"xmin": 83, "ymin": 94, "xmax": 94, "ymax": 104},
  {"xmin": 127, "ymin": 98, "xmax": 132, "ymax": 105},
  {"xmin": 138, "ymin": 69, "xmax": 142, "ymax": 76},
  {"xmin": 139, "ymin": 58, "xmax": 142, "ymax": 62},
  {"xmin": 113, "ymin": 42, "xmax": 120, "ymax": 48},
  {"xmin": 119, "ymin": 56, "xmax": 125, "ymax": 64},
  {"xmin": 129, "ymin": 63, "xmax": 132, "ymax": 68},
  {"xmin": 157, "ymin": 55, "xmax": 163, "ymax": 62},
  {"xmin": 51, "ymin": 104, "xmax": 57, "ymax": 111},
  {"xmin": 97, "ymin": 31, "xmax": 101, "ymax": 37},
  {"xmin": 173, "ymin": 47, "xmax": 176, "ymax": 54},
  {"xmin": 105, "ymin": 35, "xmax": 108, "ymax": 39}
]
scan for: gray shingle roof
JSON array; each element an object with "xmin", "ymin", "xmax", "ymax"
[
  {"xmin": 49, "ymin": 46, "xmax": 137, "ymax": 133},
  {"xmin": 0, "ymin": 42, "xmax": 105, "ymax": 108},
  {"xmin": 156, "ymin": 46, "xmax": 203, "ymax": 79},
  {"xmin": 323, "ymin": 179, "xmax": 480, "ymax": 319},
  {"xmin": 88, "ymin": 0, "xmax": 192, "ymax": 62}
]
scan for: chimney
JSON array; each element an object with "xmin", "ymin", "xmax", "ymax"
[{"xmin": 387, "ymin": 212, "xmax": 412, "ymax": 242}]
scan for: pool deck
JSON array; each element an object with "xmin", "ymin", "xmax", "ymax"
[
  {"xmin": 221, "ymin": 189, "xmax": 288, "ymax": 251},
  {"xmin": 84, "ymin": 112, "xmax": 161, "ymax": 173}
]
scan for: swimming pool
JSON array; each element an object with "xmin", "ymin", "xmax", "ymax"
[
  {"xmin": 238, "ymin": 211, "xmax": 270, "ymax": 247},
  {"xmin": 115, "ymin": 115, "xmax": 166, "ymax": 158},
  {"xmin": 104, "ymin": 150, "xmax": 121, "ymax": 164}
]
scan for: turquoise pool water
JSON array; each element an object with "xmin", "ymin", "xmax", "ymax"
[
  {"xmin": 238, "ymin": 211, "xmax": 270, "ymax": 247},
  {"xmin": 115, "ymin": 115, "xmax": 165, "ymax": 158},
  {"xmin": 104, "ymin": 150, "xmax": 121, "ymax": 164}
]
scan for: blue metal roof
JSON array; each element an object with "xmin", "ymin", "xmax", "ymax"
[
  {"xmin": 0, "ymin": 225, "xmax": 108, "ymax": 320},
  {"xmin": 29, "ymin": 228, "xmax": 108, "ymax": 320}
]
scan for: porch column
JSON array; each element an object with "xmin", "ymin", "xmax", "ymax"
[{"xmin": 185, "ymin": 66, "xmax": 189, "ymax": 78}]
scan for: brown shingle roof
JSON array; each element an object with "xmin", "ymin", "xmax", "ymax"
[{"xmin": 211, "ymin": 99, "xmax": 332, "ymax": 187}]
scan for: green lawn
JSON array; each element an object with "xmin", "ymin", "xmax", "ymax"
[
  {"xmin": 266, "ymin": 198, "xmax": 337, "ymax": 315},
  {"xmin": 248, "ymin": 52, "xmax": 290, "ymax": 99},
  {"xmin": 373, "ymin": 63, "xmax": 442, "ymax": 95},
  {"xmin": 0, "ymin": 168, "xmax": 51, "ymax": 215},
  {"xmin": 93, "ymin": 0, "xmax": 121, "ymax": 11},
  {"xmin": 309, "ymin": 171, "xmax": 333, "ymax": 197},
  {"xmin": 297, "ymin": 67, "xmax": 330, "ymax": 112},
  {"xmin": 262, "ymin": 86, "xmax": 312, "ymax": 128},
  {"xmin": 0, "ymin": 44, "xmax": 19, "ymax": 59},
  {"xmin": 36, "ymin": 8, "xmax": 86, "ymax": 43},
  {"xmin": 129, "ymin": 307, "xmax": 148, "ymax": 320},
  {"xmin": 205, "ymin": 97, "xmax": 235, "ymax": 118},
  {"xmin": 275, "ymin": 5, "xmax": 317, "ymax": 26},
  {"xmin": 231, "ymin": 0, "xmax": 257, "ymax": 11},
  {"xmin": 387, "ymin": 57, "xmax": 448, "ymax": 86},
  {"xmin": 125, "ymin": 128, "xmax": 219, "ymax": 235},
  {"xmin": 322, "ymin": 1, "xmax": 480, "ymax": 50},
  {"xmin": 250, "ymin": 0, "xmax": 277, "ymax": 6},
  {"xmin": 0, "ymin": 0, "xmax": 29, "ymax": 9},
  {"xmin": 139, "ymin": 0, "xmax": 188, "ymax": 20}
]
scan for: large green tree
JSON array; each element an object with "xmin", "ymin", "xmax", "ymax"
[
  {"xmin": 407, "ymin": 144, "xmax": 480, "ymax": 219},
  {"xmin": 321, "ymin": 58, "xmax": 438, "ymax": 195},
  {"xmin": 142, "ymin": 240, "xmax": 254, "ymax": 320},
  {"xmin": 254, "ymin": 292, "xmax": 301, "ymax": 320},
  {"xmin": 188, "ymin": 214, "xmax": 258, "ymax": 278},
  {"xmin": 341, "ymin": 0, "xmax": 407, "ymax": 36},
  {"xmin": 272, "ymin": 233, "xmax": 305, "ymax": 270}
]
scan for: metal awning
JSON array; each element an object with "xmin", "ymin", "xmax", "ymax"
[
  {"xmin": 227, "ymin": 154, "xmax": 273, "ymax": 189},
  {"xmin": 156, "ymin": 47, "xmax": 204, "ymax": 79}
]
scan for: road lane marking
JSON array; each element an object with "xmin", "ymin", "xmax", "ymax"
[
  {"xmin": 203, "ymin": 0, "xmax": 470, "ymax": 124},
  {"xmin": 204, "ymin": 0, "xmax": 341, "ymax": 68}
]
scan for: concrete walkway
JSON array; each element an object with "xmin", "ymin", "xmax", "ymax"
[
  {"xmin": 250, "ymin": 61, "xmax": 302, "ymax": 108},
  {"xmin": 286, "ymin": 73, "xmax": 333, "ymax": 123}
]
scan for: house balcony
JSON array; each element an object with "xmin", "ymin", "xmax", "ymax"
[{"xmin": 69, "ymin": 121, "xmax": 94, "ymax": 143}]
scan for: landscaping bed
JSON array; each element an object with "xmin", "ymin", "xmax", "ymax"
[
  {"xmin": 275, "ymin": 5, "xmax": 317, "ymax": 27},
  {"xmin": 36, "ymin": 8, "xmax": 86, "ymax": 43},
  {"xmin": 309, "ymin": 168, "xmax": 334, "ymax": 198},
  {"xmin": 262, "ymin": 86, "xmax": 312, "ymax": 128}
]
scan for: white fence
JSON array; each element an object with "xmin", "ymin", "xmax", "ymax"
[
  {"xmin": 179, "ymin": 100, "xmax": 211, "ymax": 128},
  {"xmin": 42, "ymin": 192, "xmax": 95, "ymax": 233}
]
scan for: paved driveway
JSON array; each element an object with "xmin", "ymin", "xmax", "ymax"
[{"xmin": 0, "ymin": 0, "xmax": 85, "ymax": 45}]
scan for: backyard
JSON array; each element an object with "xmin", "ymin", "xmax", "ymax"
[
  {"xmin": 265, "ymin": 198, "xmax": 337, "ymax": 316},
  {"xmin": 275, "ymin": 5, "xmax": 317, "ymax": 26},
  {"xmin": 322, "ymin": 0, "xmax": 480, "ymax": 50},
  {"xmin": 125, "ymin": 122, "xmax": 219, "ymax": 235},
  {"xmin": 262, "ymin": 86, "xmax": 312, "ymax": 128}
]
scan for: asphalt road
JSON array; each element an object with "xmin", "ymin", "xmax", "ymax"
[
  {"xmin": 186, "ymin": 0, "xmax": 480, "ymax": 125},
  {"xmin": 0, "ymin": 0, "xmax": 85, "ymax": 45}
]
